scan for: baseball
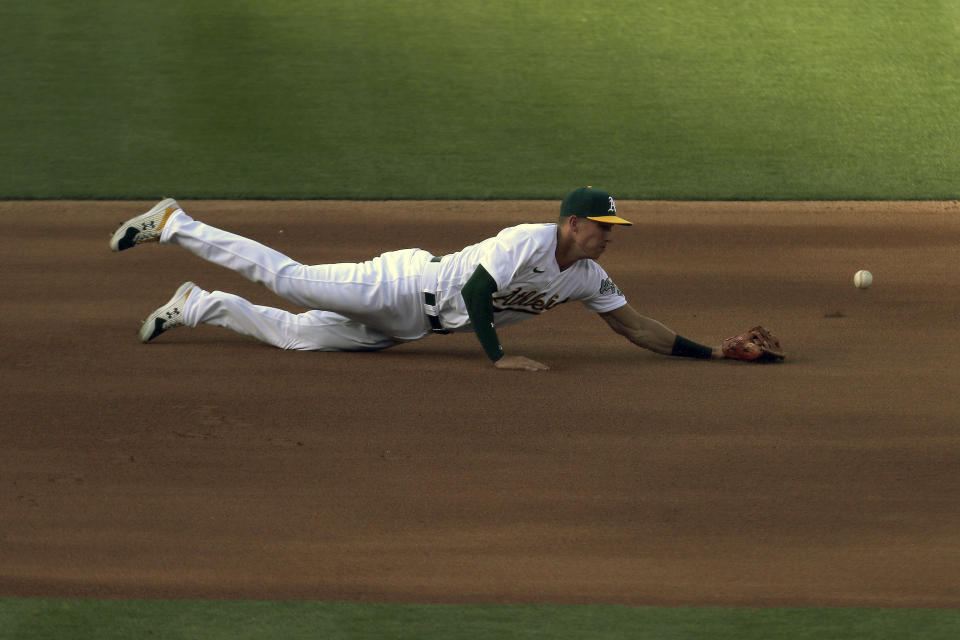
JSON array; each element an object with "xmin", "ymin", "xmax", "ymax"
[{"xmin": 853, "ymin": 269, "xmax": 873, "ymax": 289}]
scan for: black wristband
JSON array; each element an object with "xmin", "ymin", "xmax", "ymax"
[{"xmin": 671, "ymin": 335, "xmax": 713, "ymax": 359}]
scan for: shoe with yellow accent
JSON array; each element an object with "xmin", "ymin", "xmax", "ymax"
[
  {"xmin": 109, "ymin": 198, "xmax": 180, "ymax": 252},
  {"xmin": 138, "ymin": 281, "xmax": 196, "ymax": 343}
]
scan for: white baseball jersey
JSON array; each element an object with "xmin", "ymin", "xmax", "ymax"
[{"xmin": 431, "ymin": 223, "xmax": 628, "ymax": 332}]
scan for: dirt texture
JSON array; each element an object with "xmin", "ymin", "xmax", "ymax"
[{"xmin": 2, "ymin": 199, "xmax": 959, "ymax": 608}]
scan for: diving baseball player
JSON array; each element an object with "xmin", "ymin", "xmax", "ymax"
[{"xmin": 108, "ymin": 187, "xmax": 784, "ymax": 369}]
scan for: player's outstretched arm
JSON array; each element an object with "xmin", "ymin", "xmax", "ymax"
[
  {"xmin": 461, "ymin": 265, "xmax": 549, "ymax": 371},
  {"xmin": 599, "ymin": 304, "xmax": 723, "ymax": 359}
]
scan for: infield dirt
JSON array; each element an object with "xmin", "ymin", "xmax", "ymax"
[{"xmin": 2, "ymin": 200, "xmax": 959, "ymax": 607}]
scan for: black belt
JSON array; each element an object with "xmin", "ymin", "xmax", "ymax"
[{"xmin": 424, "ymin": 292, "xmax": 449, "ymax": 334}]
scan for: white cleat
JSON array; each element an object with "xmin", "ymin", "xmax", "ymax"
[
  {"xmin": 109, "ymin": 198, "xmax": 180, "ymax": 252},
  {"xmin": 138, "ymin": 281, "xmax": 197, "ymax": 343}
]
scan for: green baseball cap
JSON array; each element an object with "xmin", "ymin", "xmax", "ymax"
[{"xmin": 560, "ymin": 186, "xmax": 632, "ymax": 225}]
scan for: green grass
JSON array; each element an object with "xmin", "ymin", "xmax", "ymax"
[
  {"xmin": 2, "ymin": 599, "xmax": 959, "ymax": 640},
  {"xmin": 3, "ymin": 0, "xmax": 960, "ymax": 199}
]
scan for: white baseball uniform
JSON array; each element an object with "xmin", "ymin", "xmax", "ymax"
[{"xmin": 161, "ymin": 207, "xmax": 628, "ymax": 351}]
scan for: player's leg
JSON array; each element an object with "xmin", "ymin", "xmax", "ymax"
[
  {"xmin": 184, "ymin": 288, "xmax": 399, "ymax": 351},
  {"xmin": 142, "ymin": 282, "xmax": 398, "ymax": 351},
  {"xmin": 110, "ymin": 200, "xmax": 372, "ymax": 313}
]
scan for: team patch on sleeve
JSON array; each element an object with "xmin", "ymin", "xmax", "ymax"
[{"xmin": 599, "ymin": 277, "xmax": 623, "ymax": 297}]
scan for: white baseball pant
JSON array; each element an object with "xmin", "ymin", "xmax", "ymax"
[{"xmin": 160, "ymin": 209, "xmax": 433, "ymax": 350}]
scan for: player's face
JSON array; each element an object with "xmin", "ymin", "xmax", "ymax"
[{"xmin": 576, "ymin": 219, "xmax": 616, "ymax": 259}]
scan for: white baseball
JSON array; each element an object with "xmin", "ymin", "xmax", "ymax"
[{"xmin": 853, "ymin": 270, "xmax": 873, "ymax": 289}]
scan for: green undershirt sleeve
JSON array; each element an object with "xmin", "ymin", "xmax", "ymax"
[{"xmin": 461, "ymin": 265, "xmax": 504, "ymax": 362}]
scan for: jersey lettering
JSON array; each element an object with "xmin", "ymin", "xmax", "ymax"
[{"xmin": 493, "ymin": 287, "xmax": 568, "ymax": 313}]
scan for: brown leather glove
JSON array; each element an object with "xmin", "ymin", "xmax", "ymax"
[{"xmin": 722, "ymin": 326, "xmax": 785, "ymax": 361}]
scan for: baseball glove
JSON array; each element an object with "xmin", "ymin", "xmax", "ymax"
[{"xmin": 722, "ymin": 326, "xmax": 785, "ymax": 362}]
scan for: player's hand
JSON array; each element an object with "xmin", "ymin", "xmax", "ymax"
[{"xmin": 493, "ymin": 355, "xmax": 550, "ymax": 371}]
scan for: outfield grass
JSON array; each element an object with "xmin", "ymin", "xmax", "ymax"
[
  {"xmin": 3, "ymin": 599, "xmax": 960, "ymax": 640},
  {"xmin": 3, "ymin": 0, "xmax": 960, "ymax": 199}
]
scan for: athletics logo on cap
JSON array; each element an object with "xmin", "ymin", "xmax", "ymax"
[{"xmin": 560, "ymin": 187, "xmax": 632, "ymax": 226}]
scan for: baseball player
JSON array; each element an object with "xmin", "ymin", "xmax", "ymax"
[{"xmin": 109, "ymin": 187, "xmax": 783, "ymax": 370}]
